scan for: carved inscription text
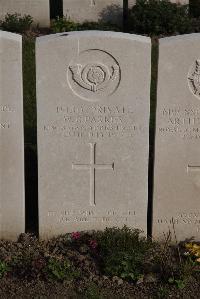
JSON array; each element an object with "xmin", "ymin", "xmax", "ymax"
[
  {"xmin": 158, "ymin": 107, "xmax": 200, "ymax": 139},
  {"xmin": 43, "ymin": 105, "xmax": 145, "ymax": 139}
]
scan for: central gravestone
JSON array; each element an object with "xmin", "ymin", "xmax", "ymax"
[{"xmin": 36, "ymin": 31, "xmax": 151, "ymax": 238}]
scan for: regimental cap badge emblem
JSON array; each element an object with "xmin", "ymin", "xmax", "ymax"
[
  {"xmin": 67, "ymin": 49, "xmax": 121, "ymax": 102},
  {"xmin": 69, "ymin": 63, "xmax": 119, "ymax": 93},
  {"xmin": 188, "ymin": 59, "xmax": 200, "ymax": 99}
]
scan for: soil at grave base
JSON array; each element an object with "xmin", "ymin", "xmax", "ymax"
[
  {"xmin": 0, "ymin": 277, "xmax": 199, "ymax": 299},
  {"xmin": 0, "ymin": 234, "xmax": 198, "ymax": 299}
]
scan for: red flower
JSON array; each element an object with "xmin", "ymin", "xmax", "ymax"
[
  {"xmin": 71, "ymin": 232, "xmax": 81, "ymax": 240},
  {"xmin": 89, "ymin": 240, "xmax": 98, "ymax": 249}
]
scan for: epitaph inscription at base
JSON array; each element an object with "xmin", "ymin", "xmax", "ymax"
[{"xmin": 37, "ymin": 31, "xmax": 151, "ymax": 238}]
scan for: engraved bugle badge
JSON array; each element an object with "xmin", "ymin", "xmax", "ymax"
[{"xmin": 67, "ymin": 49, "xmax": 121, "ymax": 102}]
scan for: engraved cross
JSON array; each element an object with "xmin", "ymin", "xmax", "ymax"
[
  {"xmin": 187, "ymin": 165, "xmax": 200, "ymax": 173},
  {"xmin": 72, "ymin": 143, "xmax": 114, "ymax": 206}
]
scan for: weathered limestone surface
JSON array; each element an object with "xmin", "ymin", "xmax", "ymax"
[
  {"xmin": 0, "ymin": 31, "xmax": 25, "ymax": 240},
  {"xmin": 63, "ymin": 0, "xmax": 123, "ymax": 25},
  {"xmin": 37, "ymin": 31, "xmax": 151, "ymax": 238},
  {"xmin": 0, "ymin": 0, "xmax": 50, "ymax": 27},
  {"xmin": 153, "ymin": 34, "xmax": 200, "ymax": 242}
]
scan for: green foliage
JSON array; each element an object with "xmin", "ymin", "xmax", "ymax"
[
  {"xmin": 95, "ymin": 226, "xmax": 148, "ymax": 254},
  {"xmin": 0, "ymin": 13, "xmax": 33, "ymax": 33},
  {"xmin": 168, "ymin": 277, "xmax": 186, "ymax": 289},
  {"xmin": 190, "ymin": 0, "xmax": 200, "ymax": 18},
  {"xmin": 156, "ymin": 285, "xmax": 170, "ymax": 298},
  {"xmin": 51, "ymin": 16, "xmax": 79, "ymax": 33},
  {"xmin": 127, "ymin": 0, "xmax": 192, "ymax": 36},
  {"xmin": 84, "ymin": 283, "xmax": 104, "ymax": 299},
  {"xmin": 0, "ymin": 261, "xmax": 9, "ymax": 278},
  {"xmin": 51, "ymin": 16, "xmax": 120, "ymax": 33},
  {"xmin": 78, "ymin": 21, "xmax": 120, "ymax": 31},
  {"xmin": 103, "ymin": 251, "xmax": 143, "ymax": 281},
  {"xmin": 47, "ymin": 257, "xmax": 79, "ymax": 281},
  {"xmin": 95, "ymin": 226, "xmax": 151, "ymax": 281}
]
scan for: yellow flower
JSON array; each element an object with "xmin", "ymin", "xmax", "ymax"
[
  {"xmin": 193, "ymin": 244, "xmax": 200, "ymax": 250},
  {"xmin": 185, "ymin": 243, "xmax": 200, "ymax": 260},
  {"xmin": 185, "ymin": 243, "xmax": 193, "ymax": 249}
]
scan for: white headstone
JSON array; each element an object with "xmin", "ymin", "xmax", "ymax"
[
  {"xmin": 37, "ymin": 31, "xmax": 151, "ymax": 239},
  {"xmin": 170, "ymin": 0, "xmax": 189, "ymax": 4},
  {"xmin": 0, "ymin": 0, "xmax": 50, "ymax": 27},
  {"xmin": 153, "ymin": 34, "xmax": 200, "ymax": 242},
  {"xmin": 63, "ymin": 0, "xmax": 123, "ymax": 25},
  {"xmin": 128, "ymin": 0, "xmax": 136, "ymax": 8},
  {"xmin": 0, "ymin": 31, "xmax": 25, "ymax": 240}
]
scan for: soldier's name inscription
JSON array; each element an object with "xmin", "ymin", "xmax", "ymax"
[{"xmin": 43, "ymin": 105, "xmax": 145, "ymax": 139}]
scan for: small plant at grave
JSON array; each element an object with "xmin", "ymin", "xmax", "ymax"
[
  {"xmin": 66, "ymin": 231, "xmax": 82, "ymax": 247},
  {"xmin": 10, "ymin": 252, "xmax": 46, "ymax": 279},
  {"xmin": 103, "ymin": 251, "xmax": 144, "ymax": 281},
  {"xmin": 51, "ymin": 16, "xmax": 120, "ymax": 33},
  {"xmin": 0, "ymin": 260, "xmax": 9, "ymax": 278},
  {"xmin": 78, "ymin": 21, "xmax": 120, "ymax": 31},
  {"xmin": 154, "ymin": 230, "xmax": 198, "ymax": 289},
  {"xmin": 46, "ymin": 257, "xmax": 80, "ymax": 281},
  {"xmin": 84, "ymin": 282, "xmax": 105, "ymax": 299},
  {"xmin": 94, "ymin": 226, "xmax": 152, "ymax": 281},
  {"xmin": 0, "ymin": 13, "xmax": 33, "ymax": 33},
  {"xmin": 184, "ymin": 242, "xmax": 200, "ymax": 263},
  {"xmin": 168, "ymin": 277, "xmax": 186, "ymax": 289},
  {"xmin": 71, "ymin": 231, "xmax": 81, "ymax": 241},
  {"xmin": 66, "ymin": 231, "xmax": 98, "ymax": 252},
  {"xmin": 156, "ymin": 285, "xmax": 170, "ymax": 299},
  {"xmin": 51, "ymin": 16, "xmax": 79, "ymax": 33}
]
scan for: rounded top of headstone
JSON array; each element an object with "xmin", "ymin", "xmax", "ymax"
[
  {"xmin": 36, "ymin": 31, "xmax": 151, "ymax": 44},
  {"xmin": 0, "ymin": 30, "xmax": 22, "ymax": 41},
  {"xmin": 159, "ymin": 33, "xmax": 200, "ymax": 45}
]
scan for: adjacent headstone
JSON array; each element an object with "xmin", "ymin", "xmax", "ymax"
[
  {"xmin": 37, "ymin": 31, "xmax": 151, "ymax": 238},
  {"xmin": 128, "ymin": 0, "xmax": 136, "ymax": 8},
  {"xmin": 0, "ymin": 0, "xmax": 50, "ymax": 27},
  {"xmin": 63, "ymin": 0, "xmax": 123, "ymax": 25},
  {"xmin": 63, "ymin": 0, "xmax": 189, "ymax": 24},
  {"xmin": 170, "ymin": 0, "xmax": 189, "ymax": 4},
  {"xmin": 0, "ymin": 31, "xmax": 25, "ymax": 240},
  {"xmin": 153, "ymin": 34, "xmax": 200, "ymax": 242}
]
